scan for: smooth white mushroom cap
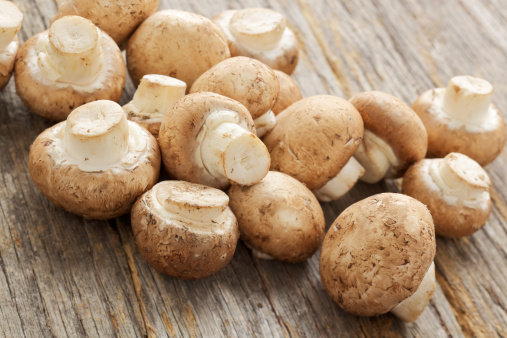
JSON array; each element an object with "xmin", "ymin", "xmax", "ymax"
[{"xmin": 0, "ymin": 1, "xmax": 23, "ymax": 51}]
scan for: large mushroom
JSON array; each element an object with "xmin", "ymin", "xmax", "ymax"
[
  {"xmin": 131, "ymin": 180, "xmax": 239, "ymax": 279},
  {"xmin": 158, "ymin": 92, "xmax": 270, "ymax": 190},
  {"xmin": 320, "ymin": 193, "xmax": 436, "ymax": 322},
  {"xmin": 228, "ymin": 171, "xmax": 325, "ymax": 262},
  {"xmin": 411, "ymin": 76, "xmax": 506, "ymax": 166},
  {"xmin": 190, "ymin": 56, "xmax": 279, "ymax": 137},
  {"xmin": 402, "ymin": 152, "xmax": 492, "ymax": 237},
  {"xmin": 0, "ymin": 0, "xmax": 22, "ymax": 90},
  {"xmin": 350, "ymin": 91, "xmax": 428, "ymax": 184},
  {"xmin": 15, "ymin": 15, "xmax": 125, "ymax": 121},
  {"xmin": 127, "ymin": 9, "xmax": 230, "ymax": 88},
  {"xmin": 212, "ymin": 8, "xmax": 299, "ymax": 74},
  {"xmin": 272, "ymin": 70, "xmax": 302, "ymax": 115},
  {"xmin": 28, "ymin": 100, "xmax": 160, "ymax": 219}
]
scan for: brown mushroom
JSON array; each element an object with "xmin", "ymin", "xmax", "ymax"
[
  {"xmin": 272, "ymin": 70, "xmax": 302, "ymax": 115},
  {"xmin": 15, "ymin": 15, "xmax": 125, "ymax": 121},
  {"xmin": 28, "ymin": 100, "xmax": 160, "ymax": 219},
  {"xmin": 0, "ymin": 0, "xmax": 22, "ymax": 90},
  {"xmin": 131, "ymin": 180, "xmax": 239, "ymax": 279},
  {"xmin": 411, "ymin": 76, "xmax": 506, "ymax": 166}
]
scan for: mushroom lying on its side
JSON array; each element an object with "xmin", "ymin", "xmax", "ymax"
[
  {"xmin": 402, "ymin": 153, "xmax": 492, "ymax": 237},
  {"xmin": 228, "ymin": 171, "xmax": 325, "ymax": 262},
  {"xmin": 320, "ymin": 193, "xmax": 436, "ymax": 322},
  {"xmin": 412, "ymin": 76, "xmax": 506, "ymax": 166},
  {"xmin": 15, "ymin": 16, "xmax": 125, "ymax": 121},
  {"xmin": 272, "ymin": 70, "xmax": 302, "ymax": 115},
  {"xmin": 0, "ymin": 0, "xmax": 23, "ymax": 90},
  {"xmin": 212, "ymin": 8, "xmax": 299, "ymax": 74},
  {"xmin": 132, "ymin": 181, "xmax": 239, "ymax": 279},
  {"xmin": 28, "ymin": 100, "xmax": 160, "ymax": 219}
]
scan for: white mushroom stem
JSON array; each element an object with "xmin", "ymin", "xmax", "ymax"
[
  {"xmin": 37, "ymin": 16, "xmax": 103, "ymax": 85},
  {"xmin": 131, "ymin": 75, "xmax": 186, "ymax": 118},
  {"xmin": 0, "ymin": 1, "xmax": 22, "ymax": 51},
  {"xmin": 313, "ymin": 157, "xmax": 365, "ymax": 202},
  {"xmin": 391, "ymin": 262, "xmax": 436, "ymax": 322},
  {"xmin": 442, "ymin": 76, "xmax": 493, "ymax": 125},
  {"xmin": 229, "ymin": 8, "xmax": 286, "ymax": 50},
  {"xmin": 64, "ymin": 100, "xmax": 129, "ymax": 166},
  {"xmin": 354, "ymin": 130, "xmax": 400, "ymax": 184},
  {"xmin": 254, "ymin": 110, "xmax": 276, "ymax": 138},
  {"xmin": 244, "ymin": 242, "xmax": 274, "ymax": 260}
]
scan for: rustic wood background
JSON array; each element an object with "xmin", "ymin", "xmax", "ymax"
[{"xmin": 1, "ymin": 0, "xmax": 506, "ymax": 336}]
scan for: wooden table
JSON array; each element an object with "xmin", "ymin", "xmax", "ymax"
[{"xmin": 1, "ymin": 0, "xmax": 506, "ymax": 336}]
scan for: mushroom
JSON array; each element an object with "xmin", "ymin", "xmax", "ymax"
[
  {"xmin": 350, "ymin": 91, "xmax": 428, "ymax": 184},
  {"xmin": 0, "ymin": 0, "xmax": 22, "ymax": 91},
  {"xmin": 123, "ymin": 74, "xmax": 186, "ymax": 136},
  {"xmin": 212, "ymin": 8, "xmax": 299, "ymax": 74},
  {"xmin": 319, "ymin": 193, "xmax": 436, "ymax": 322},
  {"xmin": 411, "ymin": 76, "xmax": 506, "ymax": 166},
  {"xmin": 158, "ymin": 92, "xmax": 270, "ymax": 190},
  {"xmin": 190, "ymin": 57, "xmax": 279, "ymax": 137},
  {"xmin": 262, "ymin": 95, "xmax": 364, "ymax": 200},
  {"xmin": 131, "ymin": 180, "xmax": 239, "ymax": 279},
  {"xmin": 127, "ymin": 9, "xmax": 230, "ymax": 88},
  {"xmin": 52, "ymin": 0, "xmax": 159, "ymax": 47},
  {"xmin": 228, "ymin": 171, "xmax": 325, "ymax": 262},
  {"xmin": 15, "ymin": 15, "xmax": 125, "ymax": 121},
  {"xmin": 272, "ymin": 70, "xmax": 303, "ymax": 115},
  {"xmin": 402, "ymin": 152, "xmax": 492, "ymax": 237},
  {"xmin": 28, "ymin": 100, "xmax": 160, "ymax": 219}
]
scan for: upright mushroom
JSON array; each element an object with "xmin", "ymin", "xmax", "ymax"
[
  {"xmin": 158, "ymin": 92, "xmax": 270, "ymax": 190},
  {"xmin": 272, "ymin": 70, "xmax": 303, "ymax": 115},
  {"xmin": 212, "ymin": 8, "xmax": 299, "ymax": 74},
  {"xmin": 350, "ymin": 91, "xmax": 428, "ymax": 183},
  {"xmin": 0, "ymin": 0, "xmax": 22, "ymax": 91},
  {"xmin": 190, "ymin": 57, "xmax": 279, "ymax": 137},
  {"xmin": 28, "ymin": 100, "xmax": 160, "ymax": 219},
  {"xmin": 320, "ymin": 193, "xmax": 436, "ymax": 322},
  {"xmin": 15, "ymin": 16, "xmax": 125, "ymax": 121},
  {"xmin": 412, "ymin": 76, "xmax": 506, "ymax": 166}
]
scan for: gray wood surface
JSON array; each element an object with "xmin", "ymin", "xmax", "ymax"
[{"xmin": 1, "ymin": 0, "xmax": 506, "ymax": 336}]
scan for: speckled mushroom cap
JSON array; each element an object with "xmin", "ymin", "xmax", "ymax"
[
  {"xmin": 131, "ymin": 180, "xmax": 239, "ymax": 279},
  {"xmin": 262, "ymin": 95, "xmax": 364, "ymax": 190},
  {"xmin": 127, "ymin": 9, "xmax": 230, "ymax": 88},
  {"xmin": 190, "ymin": 56, "xmax": 279, "ymax": 120},
  {"xmin": 349, "ymin": 91, "xmax": 428, "ymax": 178},
  {"xmin": 272, "ymin": 70, "xmax": 302, "ymax": 115},
  {"xmin": 228, "ymin": 171, "xmax": 325, "ymax": 263},
  {"xmin": 402, "ymin": 153, "xmax": 492, "ymax": 237},
  {"xmin": 0, "ymin": 0, "xmax": 22, "ymax": 90},
  {"xmin": 319, "ymin": 193, "xmax": 436, "ymax": 317}
]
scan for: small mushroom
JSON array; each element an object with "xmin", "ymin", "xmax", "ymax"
[
  {"xmin": 212, "ymin": 8, "xmax": 299, "ymax": 74},
  {"xmin": 28, "ymin": 100, "xmax": 160, "ymax": 219},
  {"xmin": 131, "ymin": 180, "xmax": 239, "ymax": 279},
  {"xmin": 412, "ymin": 76, "xmax": 506, "ymax": 166},
  {"xmin": 190, "ymin": 57, "xmax": 279, "ymax": 137},
  {"xmin": 402, "ymin": 152, "xmax": 492, "ymax": 237},
  {"xmin": 123, "ymin": 74, "xmax": 186, "ymax": 136},
  {"xmin": 15, "ymin": 16, "xmax": 125, "ymax": 121},
  {"xmin": 158, "ymin": 92, "xmax": 270, "ymax": 190},
  {"xmin": 350, "ymin": 91, "xmax": 428, "ymax": 184},
  {"xmin": 320, "ymin": 193, "xmax": 436, "ymax": 322},
  {"xmin": 228, "ymin": 171, "xmax": 325, "ymax": 262},
  {"xmin": 272, "ymin": 70, "xmax": 302, "ymax": 115},
  {"xmin": 0, "ymin": 0, "xmax": 22, "ymax": 90},
  {"xmin": 127, "ymin": 9, "xmax": 230, "ymax": 88}
]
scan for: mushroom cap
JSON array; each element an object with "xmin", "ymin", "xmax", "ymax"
[
  {"xmin": 402, "ymin": 154, "xmax": 492, "ymax": 237},
  {"xmin": 412, "ymin": 89, "xmax": 506, "ymax": 166},
  {"xmin": 228, "ymin": 171, "xmax": 325, "ymax": 262},
  {"xmin": 52, "ymin": 0, "xmax": 159, "ymax": 47},
  {"xmin": 272, "ymin": 70, "xmax": 302, "ymax": 115},
  {"xmin": 14, "ymin": 30, "xmax": 125, "ymax": 121},
  {"xmin": 131, "ymin": 180, "xmax": 239, "ymax": 279},
  {"xmin": 319, "ymin": 193, "xmax": 436, "ymax": 317},
  {"xmin": 349, "ymin": 91, "xmax": 428, "ymax": 176},
  {"xmin": 262, "ymin": 95, "xmax": 364, "ymax": 190},
  {"xmin": 0, "ymin": 36, "xmax": 19, "ymax": 91},
  {"xmin": 127, "ymin": 9, "xmax": 230, "ymax": 88},
  {"xmin": 190, "ymin": 56, "xmax": 279, "ymax": 120},
  {"xmin": 158, "ymin": 92, "xmax": 256, "ymax": 190}
]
